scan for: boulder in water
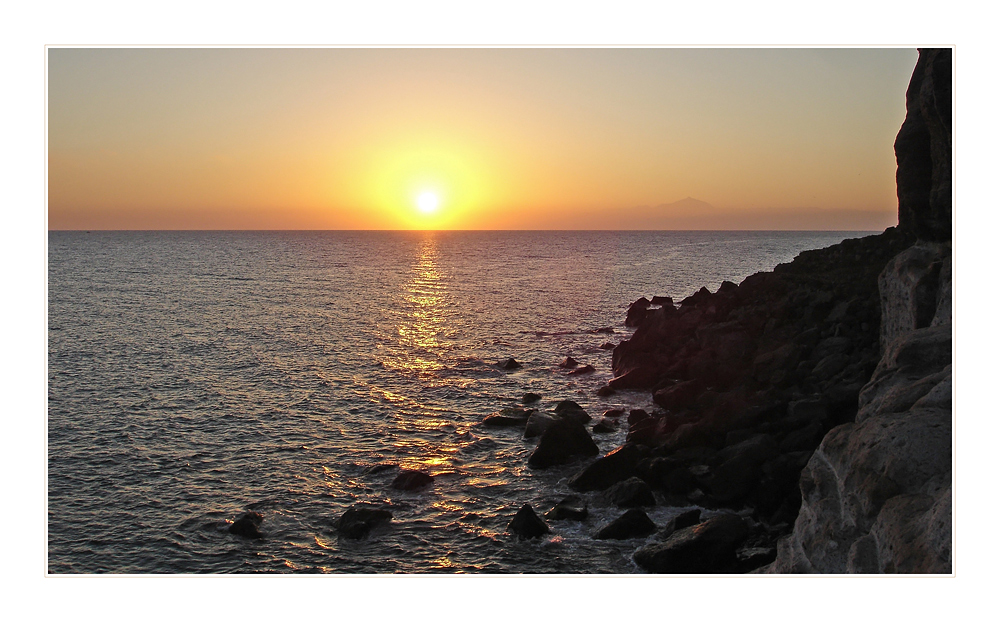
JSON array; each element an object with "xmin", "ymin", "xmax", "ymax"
[
  {"xmin": 595, "ymin": 508, "xmax": 657, "ymax": 540},
  {"xmin": 527, "ymin": 418, "xmax": 600, "ymax": 469},
  {"xmin": 559, "ymin": 356, "xmax": 580, "ymax": 368},
  {"xmin": 498, "ymin": 357, "xmax": 522, "ymax": 370},
  {"xmin": 334, "ymin": 504, "xmax": 393, "ymax": 539},
  {"xmin": 229, "ymin": 511, "xmax": 263, "ymax": 539},
  {"xmin": 391, "ymin": 469, "xmax": 434, "ymax": 491},
  {"xmin": 544, "ymin": 496, "xmax": 589, "ymax": 521},
  {"xmin": 601, "ymin": 476, "xmax": 656, "ymax": 508},
  {"xmin": 507, "ymin": 504, "xmax": 550, "ymax": 539},
  {"xmin": 634, "ymin": 513, "xmax": 749, "ymax": 573}
]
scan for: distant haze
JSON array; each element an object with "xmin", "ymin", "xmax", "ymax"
[{"xmin": 48, "ymin": 48, "xmax": 918, "ymax": 230}]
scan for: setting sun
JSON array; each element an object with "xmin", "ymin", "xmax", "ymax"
[{"xmin": 416, "ymin": 191, "xmax": 440, "ymax": 214}]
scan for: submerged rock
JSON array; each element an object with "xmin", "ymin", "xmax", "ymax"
[
  {"xmin": 545, "ymin": 496, "xmax": 589, "ymax": 521},
  {"xmin": 483, "ymin": 407, "xmax": 534, "ymax": 427},
  {"xmin": 391, "ymin": 469, "xmax": 434, "ymax": 491},
  {"xmin": 498, "ymin": 357, "xmax": 523, "ymax": 370},
  {"xmin": 558, "ymin": 356, "xmax": 580, "ymax": 368},
  {"xmin": 522, "ymin": 392, "xmax": 542, "ymax": 404},
  {"xmin": 508, "ymin": 504, "xmax": 549, "ymax": 539},
  {"xmin": 229, "ymin": 511, "xmax": 264, "ymax": 539},
  {"xmin": 568, "ymin": 364, "xmax": 596, "ymax": 375},
  {"xmin": 595, "ymin": 508, "xmax": 656, "ymax": 540},
  {"xmin": 334, "ymin": 505, "xmax": 393, "ymax": 539}
]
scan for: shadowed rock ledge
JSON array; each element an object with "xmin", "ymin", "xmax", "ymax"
[{"xmin": 599, "ymin": 48, "xmax": 951, "ymax": 573}]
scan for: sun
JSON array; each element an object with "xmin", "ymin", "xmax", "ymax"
[{"xmin": 416, "ymin": 191, "xmax": 440, "ymax": 214}]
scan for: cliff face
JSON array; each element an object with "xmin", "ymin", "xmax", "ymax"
[
  {"xmin": 606, "ymin": 49, "xmax": 951, "ymax": 573},
  {"xmin": 767, "ymin": 48, "xmax": 952, "ymax": 573}
]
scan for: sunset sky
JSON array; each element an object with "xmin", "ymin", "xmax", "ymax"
[{"xmin": 48, "ymin": 47, "xmax": 918, "ymax": 230}]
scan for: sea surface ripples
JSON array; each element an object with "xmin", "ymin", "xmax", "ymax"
[{"xmin": 48, "ymin": 230, "xmax": 867, "ymax": 573}]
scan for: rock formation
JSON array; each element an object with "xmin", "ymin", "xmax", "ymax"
[
  {"xmin": 766, "ymin": 48, "xmax": 952, "ymax": 573},
  {"xmin": 587, "ymin": 48, "xmax": 951, "ymax": 573}
]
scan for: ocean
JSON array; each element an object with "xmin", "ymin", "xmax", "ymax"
[{"xmin": 47, "ymin": 230, "xmax": 873, "ymax": 573}]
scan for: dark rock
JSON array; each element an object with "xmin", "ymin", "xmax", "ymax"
[
  {"xmin": 483, "ymin": 407, "xmax": 534, "ymax": 427},
  {"xmin": 391, "ymin": 469, "xmax": 434, "ymax": 491},
  {"xmin": 522, "ymin": 392, "xmax": 542, "ymax": 404},
  {"xmin": 599, "ymin": 342, "xmax": 616, "ymax": 350},
  {"xmin": 710, "ymin": 434, "xmax": 780, "ymax": 502},
  {"xmin": 651, "ymin": 296, "xmax": 673, "ymax": 307},
  {"xmin": 736, "ymin": 546, "xmax": 778, "ymax": 573},
  {"xmin": 591, "ymin": 326, "xmax": 616, "ymax": 334},
  {"xmin": 524, "ymin": 411, "xmax": 560, "ymax": 438},
  {"xmin": 498, "ymin": 357, "xmax": 522, "ymax": 370},
  {"xmin": 627, "ymin": 409, "xmax": 650, "ymax": 426},
  {"xmin": 559, "ymin": 356, "xmax": 580, "ymax": 368},
  {"xmin": 601, "ymin": 408, "xmax": 626, "ymax": 418},
  {"xmin": 554, "ymin": 400, "xmax": 586, "ymax": 415},
  {"xmin": 653, "ymin": 379, "xmax": 703, "ymax": 412},
  {"xmin": 568, "ymin": 443, "xmax": 641, "ymax": 492},
  {"xmin": 657, "ymin": 508, "xmax": 702, "ymax": 540},
  {"xmin": 544, "ymin": 496, "xmax": 589, "ymax": 521},
  {"xmin": 334, "ymin": 505, "xmax": 393, "ymax": 539},
  {"xmin": 625, "ymin": 297, "xmax": 652, "ymax": 327},
  {"xmin": 507, "ymin": 504, "xmax": 549, "ymax": 539},
  {"xmin": 895, "ymin": 48, "xmax": 951, "ymax": 242},
  {"xmin": 602, "ymin": 476, "xmax": 656, "ymax": 508},
  {"xmin": 592, "ymin": 418, "xmax": 618, "ymax": 434},
  {"xmin": 527, "ymin": 418, "xmax": 600, "ymax": 469},
  {"xmin": 608, "ymin": 367, "xmax": 661, "ymax": 390},
  {"xmin": 596, "ymin": 385, "xmax": 616, "ymax": 397},
  {"xmin": 229, "ymin": 511, "xmax": 263, "ymax": 539},
  {"xmin": 660, "ymin": 465, "xmax": 696, "ymax": 495},
  {"xmin": 595, "ymin": 508, "xmax": 657, "ymax": 540},
  {"xmin": 633, "ymin": 513, "xmax": 749, "ymax": 573},
  {"xmin": 568, "ymin": 364, "xmax": 596, "ymax": 375}
]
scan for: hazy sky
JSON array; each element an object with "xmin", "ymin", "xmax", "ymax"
[{"xmin": 48, "ymin": 47, "xmax": 918, "ymax": 230}]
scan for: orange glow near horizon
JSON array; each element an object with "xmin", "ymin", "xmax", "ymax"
[{"xmin": 47, "ymin": 48, "xmax": 919, "ymax": 231}]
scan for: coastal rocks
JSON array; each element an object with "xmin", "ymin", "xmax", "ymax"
[
  {"xmin": 765, "ymin": 49, "xmax": 952, "ymax": 574},
  {"xmin": 545, "ymin": 496, "xmax": 589, "ymax": 521},
  {"xmin": 633, "ymin": 513, "xmax": 749, "ymax": 573},
  {"xmin": 625, "ymin": 297, "xmax": 652, "ymax": 327},
  {"xmin": 568, "ymin": 443, "xmax": 641, "ymax": 492},
  {"xmin": 523, "ymin": 411, "xmax": 560, "ymax": 438},
  {"xmin": 527, "ymin": 418, "xmax": 600, "ymax": 469},
  {"xmin": 498, "ymin": 357, "xmax": 522, "ymax": 370},
  {"xmin": 559, "ymin": 356, "xmax": 580, "ymax": 368},
  {"xmin": 595, "ymin": 508, "xmax": 657, "ymax": 540},
  {"xmin": 334, "ymin": 504, "xmax": 393, "ymax": 539},
  {"xmin": 522, "ymin": 393, "xmax": 542, "ymax": 404},
  {"xmin": 391, "ymin": 469, "xmax": 434, "ymax": 491},
  {"xmin": 507, "ymin": 504, "xmax": 549, "ymax": 539},
  {"xmin": 568, "ymin": 364, "xmax": 595, "ymax": 375},
  {"xmin": 600, "ymin": 476, "xmax": 656, "ymax": 508},
  {"xmin": 483, "ymin": 407, "xmax": 535, "ymax": 427},
  {"xmin": 229, "ymin": 511, "xmax": 264, "ymax": 539},
  {"xmin": 657, "ymin": 508, "xmax": 701, "ymax": 540}
]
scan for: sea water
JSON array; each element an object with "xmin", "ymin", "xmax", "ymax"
[{"xmin": 47, "ymin": 230, "xmax": 871, "ymax": 573}]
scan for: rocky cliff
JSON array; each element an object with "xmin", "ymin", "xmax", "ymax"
[
  {"xmin": 599, "ymin": 48, "xmax": 951, "ymax": 573},
  {"xmin": 766, "ymin": 48, "xmax": 952, "ymax": 573}
]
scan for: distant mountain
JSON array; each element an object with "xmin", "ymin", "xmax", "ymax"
[{"xmin": 582, "ymin": 197, "xmax": 895, "ymax": 231}]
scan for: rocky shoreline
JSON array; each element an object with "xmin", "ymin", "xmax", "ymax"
[
  {"xmin": 492, "ymin": 47, "xmax": 952, "ymax": 573},
  {"xmin": 230, "ymin": 49, "xmax": 951, "ymax": 574}
]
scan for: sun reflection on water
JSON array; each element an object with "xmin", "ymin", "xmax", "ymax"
[{"xmin": 385, "ymin": 235, "xmax": 450, "ymax": 375}]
